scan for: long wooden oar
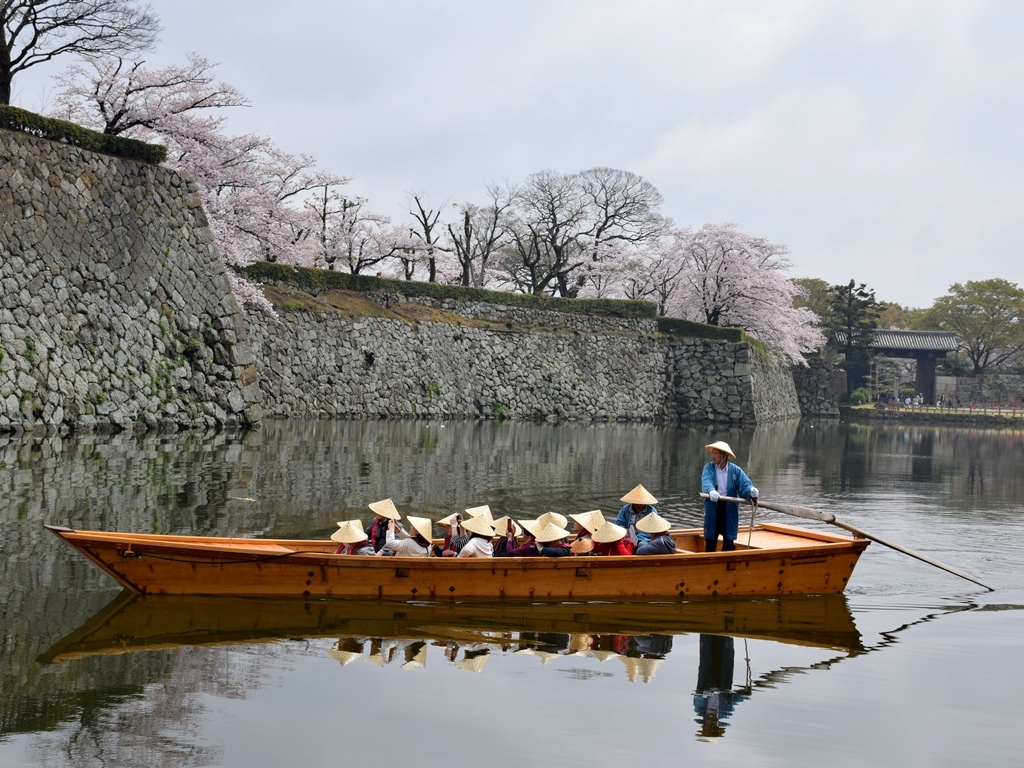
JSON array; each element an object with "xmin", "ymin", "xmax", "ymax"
[{"xmin": 700, "ymin": 493, "xmax": 993, "ymax": 591}]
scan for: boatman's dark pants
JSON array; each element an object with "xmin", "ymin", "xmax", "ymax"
[{"xmin": 705, "ymin": 500, "xmax": 736, "ymax": 552}]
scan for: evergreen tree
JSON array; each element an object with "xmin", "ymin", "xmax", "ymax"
[{"xmin": 825, "ymin": 280, "xmax": 880, "ymax": 398}]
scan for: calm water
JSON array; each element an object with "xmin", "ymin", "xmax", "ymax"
[{"xmin": 2, "ymin": 419, "xmax": 1024, "ymax": 767}]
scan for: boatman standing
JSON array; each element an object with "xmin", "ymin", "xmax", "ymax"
[{"xmin": 701, "ymin": 441, "xmax": 758, "ymax": 552}]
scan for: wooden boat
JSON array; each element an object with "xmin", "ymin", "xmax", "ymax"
[
  {"xmin": 39, "ymin": 590, "xmax": 863, "ymax": 663},
  {"xmin": 45, "ymin": 522, "xmax": 869, "ymax": 599}
]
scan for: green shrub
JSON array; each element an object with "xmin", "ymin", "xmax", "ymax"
[
  {"xmin": 850, "ymin": 387, "xmax": 871, "ymax": 405},
  {"xmin": 0, "ymin": 105, "xmax": 167, "ymax": 164},
  {"xmin": 657, "ymin": 316, "xmax": 745, "ymax": 342}
]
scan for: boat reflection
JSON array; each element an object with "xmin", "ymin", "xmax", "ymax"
[{"xmin": 42, "ymin": 591, "xmax": 866, "ymax": 740}]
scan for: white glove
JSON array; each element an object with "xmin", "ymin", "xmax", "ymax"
[
  {"xmin": 750, "ymin": 487, "xmax": 759, "ymax": 500},
  {"xmin": 708, "ymin": 490, "xmax": 720, "ymax": 503}
]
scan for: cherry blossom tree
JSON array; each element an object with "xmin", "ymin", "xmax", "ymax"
[
  {"xmin": 667, "ymin": 223, "xmax": 824, "ymax": 364},
  {"xmin": 50, "ymin": 52, "xmax": 350, "ymax": 310},
  {"xmin": 1, "ymin": 0, "xmax": 159, "ymax": 104}
]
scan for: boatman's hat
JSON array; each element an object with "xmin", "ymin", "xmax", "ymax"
[
  {"xmin": 704, "ymin": 441, "xmax": 735, "ymax": 459},
  {"xmin": 620, "ymin": 485, "xmax": 658, "ymax": 505}
]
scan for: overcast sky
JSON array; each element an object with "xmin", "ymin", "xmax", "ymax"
[{"xmin": 12, "ymin": 0, "xmax": 1024, "ymax": 308}]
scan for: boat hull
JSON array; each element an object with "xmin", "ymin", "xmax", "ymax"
[{"xmin": 46, "ymin": 523, "xmax": 869, "ymax": 599}]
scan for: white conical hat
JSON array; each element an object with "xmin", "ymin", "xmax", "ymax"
[
  {"xmin": 620, "ymin": 485, "xmax": 658, "ymax": 505},
  {"xmin": 532, "ymin": 522, "xmax": 570, "ymax": 543},
  {"xmin": 405, "ymin": 515, "xmax": 434, "ymax": 542},
  {"xmin": 537, "ymin": 511, "xmax": 568, "ymax": 529},
  {"xmin": 464, "ymin": 504, "xmax": 492, "ymax": 520},
  {"xmin": 705, "ymin": 441, "xmax": 735, "ymax": 459},
  {"xmin": 368, "ymin": 498, "xmax": 401, "ymax": 520},
  {"xmin": 331, "ymin": 519, "xmax": 368, "ymax": 544},
  {"xmin": 327, "ymin": 649, "xmax": 362, "ymax": 666},
  {"xmin": 636, "ymin": 512, "xmax": 671, "ymax": 533},
  {"xmin": 569, "ymin": 509, "xmax": 606, "ymax": 534},
  {"xmin": 635, "ymin": 657, "xmax": 663, "ymax": 683},
  {"xmin": 456, "ymin": 652, "xmax": 490, "ymax": 673},
  {"xmin": 437, "ymin": 512, "xmax": 459, "ymax": 527},
  {"xmin": 592, "ymin": 521, "xmax": 627, "ymax": 543},
  {"xmin": 401, "ymin": 644, "xmax": 428, "ymax": 670},
  {"xmin": 491, "ymin": 515, "xmax": 523, "ymax": 537},
  {"xmin": 462, "ymin": 515, "xmax": 495, "ymax": 537}
]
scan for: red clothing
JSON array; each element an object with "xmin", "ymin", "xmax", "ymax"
[{"xmin": 593, "ymin": 539, "xmax": 635, "ymax": 556}]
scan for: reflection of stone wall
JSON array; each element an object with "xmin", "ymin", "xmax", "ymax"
[
  {"xmin": 943, "ymin": 374, "xmax": 1024, "ymax": 405},
  {"xmin": 244, "ymin": 292, "xmax": 803, "ymax": 425},
  {"xmin": 0, "ymin": 129, "xmax": 261, "ymax": 435}
]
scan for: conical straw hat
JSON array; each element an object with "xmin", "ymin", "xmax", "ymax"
[
  {"xmin": 464, "ymin": 504, "xmax": 492, "ymax": 521},
  {"xmin": 327, "ymin": 649, "xmax": 362, "ymax": 666},
  {"xmin": 491, "ymin": 516, "xmax": 523, "ymax": 537},
  {"xmin": 635, "ymin": 656, "xmax": 663, "ymax": 683},
  {"xmin": 620, "ymin": 485, "xmax": 658, "ymax": 505},
  {"xmin": 368, "ymin": 498, "xmax": 401, "ymax": 520},
  {"xmin": 532, "ymin": 521, "xmax": 570, "ymax": 543},
  {"xmin": 437, "ymin": 512, "xmax": 459, "ymax": 527},
  {"xmin": 405, "ymin": 515, "xmax": 434, "ymax": 542},
  {"xmin": 456, "ymin": 651, "xmax": 490, "ymax": 673},
  {"xmin": 331, "ymin": 519, "xmax": 368, "ymax": 544},
  {"xmin": 636, "ymin": 512, "xmax": 671, "ymax": 533},
  {"xmin": 591, "ymin": 649, "xmax": 621, "ymax": 662},
  {"xmin": 705, "ymin": 441, "xmax": 735, "ymax": 459},
  {"xmin": 462, "ymin": 515, "xmax": 495, "ymax": 537},
  {"xmin": 569, "ymin": 509, "xmax": 606, "ymax": 534},
  {"xmin": 570, "ymin": 538, "xmax": 595, "ymax": 555},
  {"xmin": 537, "ymin": 511, "xmax": 568, "ymax": 529},
  {"xmin": 592, "ymin": 521, "xmax": 628, "ymax": 543},
  {"xmin": 401, "ymin": 643, "xmax": 428, "ymax": 670},
  {"xmin": 620, "ymin": 656, "xmax": 639, "ymax": 682}
]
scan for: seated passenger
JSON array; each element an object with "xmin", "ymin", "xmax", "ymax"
[
  {"xmin": 365, "ymin": 498, "xmax": 402, "ymax": 553},
  {"xmin": 522, "ymin": 519, "xmax": 573, "ymax": 557},
  {"xmin": 569, "ymin": 509, "xmax": 606, "ymax": 555},
  {"xmin": 615, "ymin": 485, "xmax": 659, "ymax": 547},
  {"xmin": 536, "ymin": 511, "xmax": 569, "ymax": 529},
  {"xmin": 435, "ymin": 513, "xmax": 467, "ymax": 557},
  {"xmin": 491, "ymin": 516, "xmax": 523, "ymax": 556},
  {"xmin": 331, "ymin": 519, "xmax": 376, "ymax": 555},
  {"xmin": 457, "ymin": 515, "xmax": 495, "ymax": 558},
  {"xmin": 380, "ymin": 515, "xmax": 433, "ymax": 557},
  {"xmin": 635, "ymin": 513, "xmax": 677, "ymax": 555},
  {"xmin": 590, "ymin": 521, "xmax": 635, "ymax": 556}
]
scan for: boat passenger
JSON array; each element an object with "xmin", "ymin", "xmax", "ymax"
[
  {"xmin": 457, "ymin": 515, "xmax": 495, "ymax": 558},
  {"xmin": 495, "ymin": 517, "xmax": 537, "ymax": 556},
  {"xmin": 569, "ymin": 510, "xmax": 606, "ymax": 555},
  {"xmin": 435, "ymin": 513, "xmax": 466, "ymax": 557},
  {"xmin": 491, "ymin": 516, "xmax": 523, "ymax": 555},
  {"xmin": 331, "ymin": 519, "xmax": 376, "ymax": 555},
  {"xmin": 634, "ymin": 513, "xmax": 677, "ymax": 555},
  {"xmin": 365, "ymin": 498, "xmax": 402, "ymax": 553},
  {"xmin": 701, "ymin": 441, "xmax": 759, "ymax": 553},
  {"xmin": 590, "ymin": 521, "xmax": 635, "ymax": 556},
  {"xmin": 536, "ymin": 511, "xmax": 569, "ymax": 529},
  {"xmin": 505, "ymin": 520, "xmax": 573, "ymax": 557},
  {"xmin": 380, "ymin": 515, "xmax": 433, "ymax": 557},
  {"xmin": 615, "ymin": 485, "xmax": 659, "ymax": 547}
]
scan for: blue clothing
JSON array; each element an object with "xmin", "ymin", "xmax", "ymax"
[
  {"xmin": 636, "ymin": 533, "xmax": 677, "ymax": 556},
  {"xmin": 615, "ymin": 504, "xmax": 656, "ymax": 544},
  {"xmin": 701, "ymin": 461, "xmax": 754, "ymax": 544}
]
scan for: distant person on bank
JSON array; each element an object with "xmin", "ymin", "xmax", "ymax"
[{"xmin": 701, "ymin": 441, "xmax": 758, "ymax": 552}]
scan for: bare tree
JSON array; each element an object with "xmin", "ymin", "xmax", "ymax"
[
  {"xmin": 445, "ymin": 184, "xmax": 512, "ymax": 287},
  {"xmin": 500, "ymin": 167, "xmax": 666, "ymax": 296},
  {"xmin": 1, "ymin": 0, "xmax": 160, "ymax": 104},
  {"xmin": 405, "ymin": 193, "xmax": 445, "ymax": 282}
]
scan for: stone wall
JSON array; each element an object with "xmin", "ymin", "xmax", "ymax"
[
  {"xmin": 0, "ymin": 129, "xmax": 261, "ymax": 434},
  {"xmin": 244, "ymin": 288, "xmax": 802, "ymax": 424},
  {"xmin": 1, "ymin": 127, "xmax": 805, "ymax": 430},
  {"xmin": 792, "ymin": 353, "xmax": 841, "ymax": 417}
]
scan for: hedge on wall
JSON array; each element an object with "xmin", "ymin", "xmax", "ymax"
[
  {"xmin": 0, "ymin": 105, "xmax": 167, "ymax": 164},
  {"xmin": 656, "ymin": 316, "xmax": 745, "ymax": 343},
  {"xmin": 244, "ymin": 261, "xmax": 660, "ymax": 319}
]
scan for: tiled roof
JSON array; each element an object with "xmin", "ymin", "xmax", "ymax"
[{"xmin": 834, "ymin": 329, "xmax": 958, "ymax": 351}]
